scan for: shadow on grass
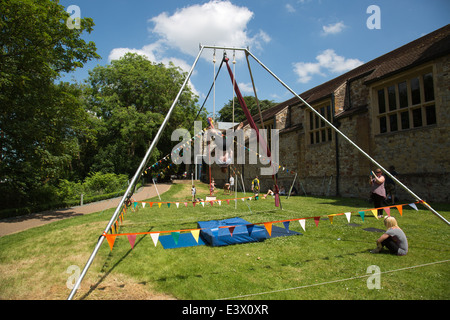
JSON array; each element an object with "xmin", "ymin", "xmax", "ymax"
[{"xmin": 79, "ymin": 226, "xmax": 154, "ymax": 300}]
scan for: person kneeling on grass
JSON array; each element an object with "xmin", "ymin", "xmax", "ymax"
[{"xmin": 371, "ymin": 216, "xmax": 408, "ymax": 256}]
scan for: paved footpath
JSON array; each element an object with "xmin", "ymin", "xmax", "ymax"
[{"xmin": 0, "ymin": 183, "xmax": 171, "ymax": 237}]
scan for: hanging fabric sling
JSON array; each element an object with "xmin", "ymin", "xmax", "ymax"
[{"xmin": 223, "ymin": 55, "xmax": 281, "ymax": 207}]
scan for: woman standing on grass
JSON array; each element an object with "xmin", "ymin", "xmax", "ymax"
[
  {"xmin": 371, "ymin": 216, "xmax": 408, "ymax": 256},
  {"xmin": 369, "ymin": 168, "xmax": 386, "ymax": 218}
]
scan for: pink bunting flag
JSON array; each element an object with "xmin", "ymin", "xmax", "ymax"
[
  {"xmin": 314, "ymin": 217, "xmax": 320, "ymax": 227},
  {"xmin": 384, "ymin": 207, "xmax": 391, "ymax": 217},
  {"xmin": 127, "ymin": 234, "xmax": 136, "ymax": 249}
]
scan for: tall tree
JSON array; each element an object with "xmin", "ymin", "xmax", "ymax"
[
  {"xmin": 0, "ymin": 0, "xmax": 99, "ymax": 208},
  {"xmin": 83, "ymin": 53, "xmax": 206, "ymax": 177}
]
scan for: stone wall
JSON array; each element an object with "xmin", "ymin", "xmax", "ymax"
[{"xmin": 208, "ymin": 55, "xmax": 449, "ymax": 203}]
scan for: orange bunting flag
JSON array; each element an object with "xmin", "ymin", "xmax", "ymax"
[
  {"xmin": 264, "ymin": 223, "xmax": 273, "ymax": 236},
  {"xmin": 396, "ymin": 205, "xmax": 403, "ymax": 216},
  {"xmin": 106, "ymin": 235, "xmax": 116, "ymax": 251}
]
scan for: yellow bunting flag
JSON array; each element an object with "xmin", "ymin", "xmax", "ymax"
[
  {"xmin": 371, "ymin": 210, "xmax": 378, "ymax": 219},
  {"xmin": 328, "ymin": 215, "xmax": 334, "ymax": 224},
  {"xmin": 158, "ymin": 202, "xmax": 162, "ymax": 208},
  {"xmin": 191, "ymin": 229, "xmax": 200, "ymax": 243}
]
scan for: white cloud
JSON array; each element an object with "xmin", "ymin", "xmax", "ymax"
[
  {"xmin": 108, "ymin": 1, "xmax": 270, "ymax": 97},
  {"xmin": 322, "ymin": 21, "xmax": 346, "ymax": 35},
  {"xmin": 149, "ymin": 0, "xmax": 270, "ymax": 59},
  {"xmin": 238, "ymin": 82, "xmax": 255, "ymax": 94},
  {"xmin": 285, "ymin": 4, "xmax": 296, "ymax": 13},
  {"xmin": 293, "ymin": 49, "xmax": 363, "ymax": 83}
]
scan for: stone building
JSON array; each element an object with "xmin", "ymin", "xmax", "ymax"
[{"xmin": 208, "ymin": 24, "xmax": 449, "ymax": 203}]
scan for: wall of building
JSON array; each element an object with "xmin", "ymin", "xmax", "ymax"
[{"xmin": 209, "ymin": 55, "xmax": 449, "ymax": 203}]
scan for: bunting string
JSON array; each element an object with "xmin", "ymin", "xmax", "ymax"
[{"xmin": 104, "ymin": 199, "xmax": 424, "ymax": 250}]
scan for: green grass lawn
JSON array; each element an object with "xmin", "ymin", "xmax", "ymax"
[{"xmin": 1, "ymin": 182, "xmax": 449, "ymax": 300}]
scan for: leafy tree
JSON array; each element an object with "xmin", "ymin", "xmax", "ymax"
[
  {"xmin": 218, "ymin": 96, "xmax": 278, "ymax": 123},
  {"xmin": 83, "ymin": 53, "xmax": 206, "ymax": 177},
  {"xmin": 0, "ymin": 0, "xmax": 99, "ymax": 208}
]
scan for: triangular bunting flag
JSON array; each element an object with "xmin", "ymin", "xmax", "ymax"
[
  {"xmin": 201, "ymin": 202, "xmax": 205, "ymax": 207},
  {"xmin": 328, "ymin": 215, "xmax": 334, "ymax": 224},
  {"xmin": 283, "ymin": 221, "xmax": 290, "ymax": 233},
  {"xmin": 127, "ymin": 234, "xmax": 137, "ymax": 249},
  {"xmin": 226, "ymin": 199, "xmax": 230, "ymax": 205},
  {"xmin": 158, "ymin": 202, "xmax": 162, "ymax": 208},
  {"xmin": 171, "ymin": 232, "xmax": 180, "ymax": 245},
  {"xmin": 408, "ymin": 203, "xmax": 418, "ymax": 211},
  {"xmin": 396, "ymin": 205, "xmax": 403, "ymax": 216},
  {"xmin": 384, "ymin": 207, "xmax": 391, "ymax": 217},
  {"xmin": 150, "ymin": 202, "xmax": 153, "ymax": 208},
  {"xmin": 345, "ymin": 212, "xmax": 351, "ymax": 223},
  {"xmin": 248, "ymin": 197, "xmax": 252, "ymax": 201},
  {"xmin": 246, "ymin": 224, "xmax": 255, "ymax": 235},
  {"xmin": 176, "ymin": 202, "xmax": 179, "ymax": 208},
  {"xmin": 264, "ymin": 223, "xmax": 273, "ymax": 236},
  {"xmin": 191, "ymin": 229, "xmax": 200, "ymax": 243},
  {"xmin": 133, "ymin": 202, "xmax": 138, "ymax": 209},
  {"xmin": 105, "ymin": 235, "xmax": 116, "ymax": 251},
  {"xmin": 184, "ymin": 202, "xmax": 188, "ymax": 207},
  {"xmin": 358, "ymin": 211, "xmax": 365, "ymax": 221},
  {"xmin": 314, "ymin": 217, "xmax": 320, "ymax": 227},
  {"xmin": 142, "ymin": 202, "xmax": 146, "ymax": 208},
  {"xmin": 371, "ymin": 209, "xmax": 379, "ymax": 219},
  {"xmin": 241, "ymin": 198, "xmax": 245, "ymax": 202},
  {"xmin": 218, "ymin": 201, "xmax": 221, "ymax": 206},
  {"xmin": 299, "ymin": 219, "xmax": 306, "ymax": 232},
  {"xmin": 229, "ymin": 226, "xmax": 236, "ymax": 237},
  {"xmin": 150, "ymin": 233, "xmax": 159, "ymax": 247},
  {"xmin": 210, "ymin": 201, "xmax": 214, "ymax": 206},
  {"xmin": 167, "ymin": 203, "xmax": 171, "ymax": 208},
  {"xmin": 193, "ymin": 202, "xmax": 196, "ymax": 207}
]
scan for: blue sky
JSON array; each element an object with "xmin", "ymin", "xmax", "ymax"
[{"xmin": 61, "ymin": 0, "xmax": 450, "ymax": 119}]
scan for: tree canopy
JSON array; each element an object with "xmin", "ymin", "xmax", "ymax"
[
  {"xmin": 0, "ymin": 0, "xmax": 99, "ymax": 208},
  {"xmin": 81, "ymin": 53, "xmax": 206, "ymax": 177},
  {"xmin": 218, "ymin": 96, "xmax": 277, "ymax": 123}
]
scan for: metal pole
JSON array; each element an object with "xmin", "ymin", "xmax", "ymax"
[
  {"xmin": 67, "ymin": 46, "xmax": 205, "ymax": 300},
  {"xmin": 243, "ymin": 48, "xmax": 449, "ymax": 226},
  {"xmin": 287, "ymin": 172, "xmax": 297, "ymax": 199},
  {"xmin": 152, "ymin": 178, "xmax": 161, "ymax": 201}
]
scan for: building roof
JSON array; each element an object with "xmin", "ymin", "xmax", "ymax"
[{"xmin": 248, "ymin": 24, "xmax": 450, "ymax": 125}]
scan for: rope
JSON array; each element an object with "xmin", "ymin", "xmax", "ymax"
[{"xmin": 217, "ymin": 259, "xmax": 450, "ymax": 300}]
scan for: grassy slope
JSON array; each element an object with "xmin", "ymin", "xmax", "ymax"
[{"xmin": 0, "ymin": 182, "xmax": 449, "ymax": 300}]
